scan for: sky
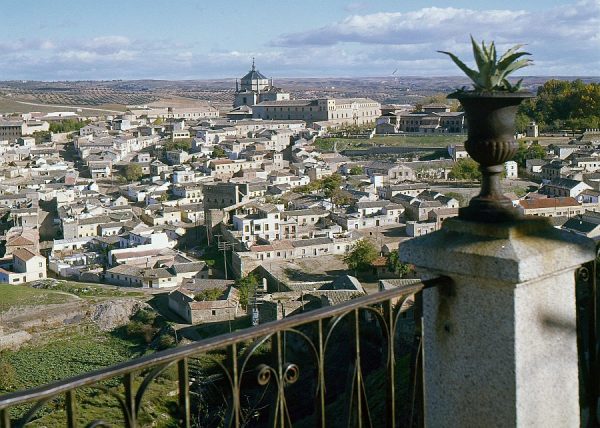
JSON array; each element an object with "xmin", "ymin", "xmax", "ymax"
[{"xmin": 0, "ymin": 0, "xmax": 598, "ymax": 80}]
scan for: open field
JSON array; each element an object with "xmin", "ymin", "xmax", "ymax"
[
  {"xmin": 517, "ymin": 136, "xmax": 574, "ymax": 146},
  {"xmin": 0, "ymin": 327, "xmax": 180, "ymax": 427},
  {"xmin": 0, "ymin": 96, "xmax": 127, "ymax": 114},
  {"xmin": 146, "ymin": 96, "xmax": 218, "ymax": 108},
  {"xmin": 314, "ymin": 134, "xmax": 466, "ymax": 152},
  {"xmin": 32, "ymin": 280, "xmax": 145, "ymax": 300},
  {"xmin": 0, "ymin": 284, "xmax": 78, "ymax": 314},
  {"xmin": 1, "ymin": 328, "xmax": 138, "ymax": 390}
]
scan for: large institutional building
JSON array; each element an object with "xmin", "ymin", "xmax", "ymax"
[
  {"xmin": 252, "ymin": 98, "xmax": 381, "ymax": 127},
  {"xmin": 232, "ymin": 61, "xmax": 381, "ymax": 128},
  {"xmin": 376, "ymin": 104, "xmax": 466, "ymax": 134}
]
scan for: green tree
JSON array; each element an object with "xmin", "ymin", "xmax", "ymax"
[
  {"xmin": 515, "ymin": 112, "xmax": 530, "ymax": 133},
  {"xmin": 49, "ymin": 119, "xmax": 90, "ymax": 133},
  {"xmin": 513, "ymin": 141, "xmax": 547, "ymax": 168},
  {"xmin": 165, "ymin": 139, "xmax": 192, "ymax": 151},
  {"xmin": 349, "ymin": 165, "xmax": 364, "ymax": 175},
  {"xmin": 322, "ymin": 173, "xmax": 343, "ymax": 198},
  {"xmin": 33, "ymin": 130, "xmax": 51, "ymax": 144},
  {"xmin": 153, "ymin": 117, "xmax": 164, "ymax": 125},
  {"xmin": 194, "ymin": 288, "xmax": 223, "ymax": 301},
  {"xmin": 343, "ymin": 239, "xmax": 379, "ymax": 274},
  {"xmin": 518, "ymin": 79, "xmax": 600, "ymax": 132},
  {"xmin": 449, "ymin": 158, "xmax": 482, "ymax": 181},
  {"xmin": 294, "ymin": 180, "xmax": 320, "ymax": 194},
  {"xmin": 212, "ymin": 146, "xmax": 227, "ymax": 158},
  {"xmin": 235, "ymin": 274, "xmax": 258, "ymax": 310},
  {"xmin": 124, "ymin": 163, "xmax": 143, "ymax": 182},
  {"xmin": 386, "ymin": 250, "xmax": 413, "ymax": 277},
  {"xmin": 331, "ymin": 188, "xmax": 354, "ymax": 207}
]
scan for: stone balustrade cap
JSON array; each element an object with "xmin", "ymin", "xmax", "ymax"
[{"xmin": 400, "ymin": 217, "xmax": 595, "ymax": 284}]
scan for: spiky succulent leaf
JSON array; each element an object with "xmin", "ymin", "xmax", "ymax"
[
  {"xmin": 497, "ymin": 52, "xmax": 532, "ymax": 73},
  {"xmin": 471, "ymin": 36, "xmax": 487, "ymax": 71},
  {"xmin": 439, "ymin": 38, "xmax": 532, "ymax": 92},
  {"xmin": 501, "ymin": 78, "xmax": 524, "ymax": 92},
  {"xmin": 499, "ymin": 58, "xmax": 533, "ymax": 78},
  {"xmin": 498, "ymin": 44, "xmax": 525, "ymax": 63}
]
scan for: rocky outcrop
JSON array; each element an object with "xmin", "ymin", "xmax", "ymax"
[
  {"xmin": 91, "ymin": 299, "xmax": 152, "ymax": 331},
  {"xmin": 2, "ymin": 302, "xmax": 88, "ymax": 330}
]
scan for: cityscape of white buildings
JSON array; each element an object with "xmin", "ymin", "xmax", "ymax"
[{"xmin": 1, "ymin": 63, "xmax": 599, "ymax": 324}]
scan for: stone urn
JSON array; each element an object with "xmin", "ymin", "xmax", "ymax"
[{"xmin": 448, "ymin": 91, "xmax": 535, "ymax": 222}]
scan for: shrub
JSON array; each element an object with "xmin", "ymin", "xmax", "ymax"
[{"xmin": 157, "ymin": 334, "xmax": 176, "ymax": 350}]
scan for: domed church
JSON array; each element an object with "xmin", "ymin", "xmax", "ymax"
[{"xmin": 233, "ymin": 59, "xmax": 290, "ymax": 108}]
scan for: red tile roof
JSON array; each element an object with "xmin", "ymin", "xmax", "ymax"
[
  {"xmin": 518, "ymin": 197, "xmax": 579, "ymax": 210},
  {"xmin": 13, "ymin": 248, "xmax": 39, "ymax": 261}
]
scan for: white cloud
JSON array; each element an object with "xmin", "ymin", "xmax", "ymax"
[
  {"xmin": 0, "ymin": 1, "xmax": 598, "ymax": 79},
  {"xmin": 271, "ymin": 7, "xmax": 530, "ymax": 47},
  {"xmin": 267, "ymin": 1, "xmax": 599, "ymax": 76}
]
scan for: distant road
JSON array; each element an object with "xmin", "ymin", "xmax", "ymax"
[{"xmin": 11, "ymin": 99, "xmax": 124, "ymax": 114}]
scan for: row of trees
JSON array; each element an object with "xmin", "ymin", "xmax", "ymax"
[
  {"xmin": 49, "ymin": 119, "xmax": 90, "ymax": 133},
  {"xmin": 517, "ymin": 79, "xmax": 600, "ymax": 132}
]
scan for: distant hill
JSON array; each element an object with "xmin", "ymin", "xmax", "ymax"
[{"xmin": 1, "ymin": 76, "xmax": 597, "ymax": 111}]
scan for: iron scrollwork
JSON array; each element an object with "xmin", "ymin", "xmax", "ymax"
[{"xmin": 0, "ymin": 280, "xmax": 437, "ymax": 428}]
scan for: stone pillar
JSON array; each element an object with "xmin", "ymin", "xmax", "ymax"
[{"xmin": 400, "ymin": 217, "xmax": 595, "ymax": 428}]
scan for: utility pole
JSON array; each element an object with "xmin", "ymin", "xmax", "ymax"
[{"xmin": 218, "ymin": 240, "xmax": 233, "ymax": 280}]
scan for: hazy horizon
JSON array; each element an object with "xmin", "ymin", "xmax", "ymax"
[{"xmin": 2, "ymin": 75, "xmax": 599, "ymax": 84}]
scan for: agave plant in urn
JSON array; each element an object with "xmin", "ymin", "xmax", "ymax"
[{"xmin": 439, "ymin": 36, "xmax": 534, "ymax": 222}]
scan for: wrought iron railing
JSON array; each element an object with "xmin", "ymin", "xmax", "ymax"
[
  {"xmin": 576, "ymin": 260, "xmax": 600, "ymax": 428},
  {"xmin": 0, "ymin": 277, "xmax": 448, "ymax": 428}
]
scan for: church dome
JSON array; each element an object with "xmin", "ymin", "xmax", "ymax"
[{"xmin": 241, "ymin": 59, "xmax": 267, "ymax": 81}]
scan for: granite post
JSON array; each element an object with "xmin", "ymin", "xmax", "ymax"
[{"xmin": 400, "ymin": 217, "xmax": 595, "ymax": 427}]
